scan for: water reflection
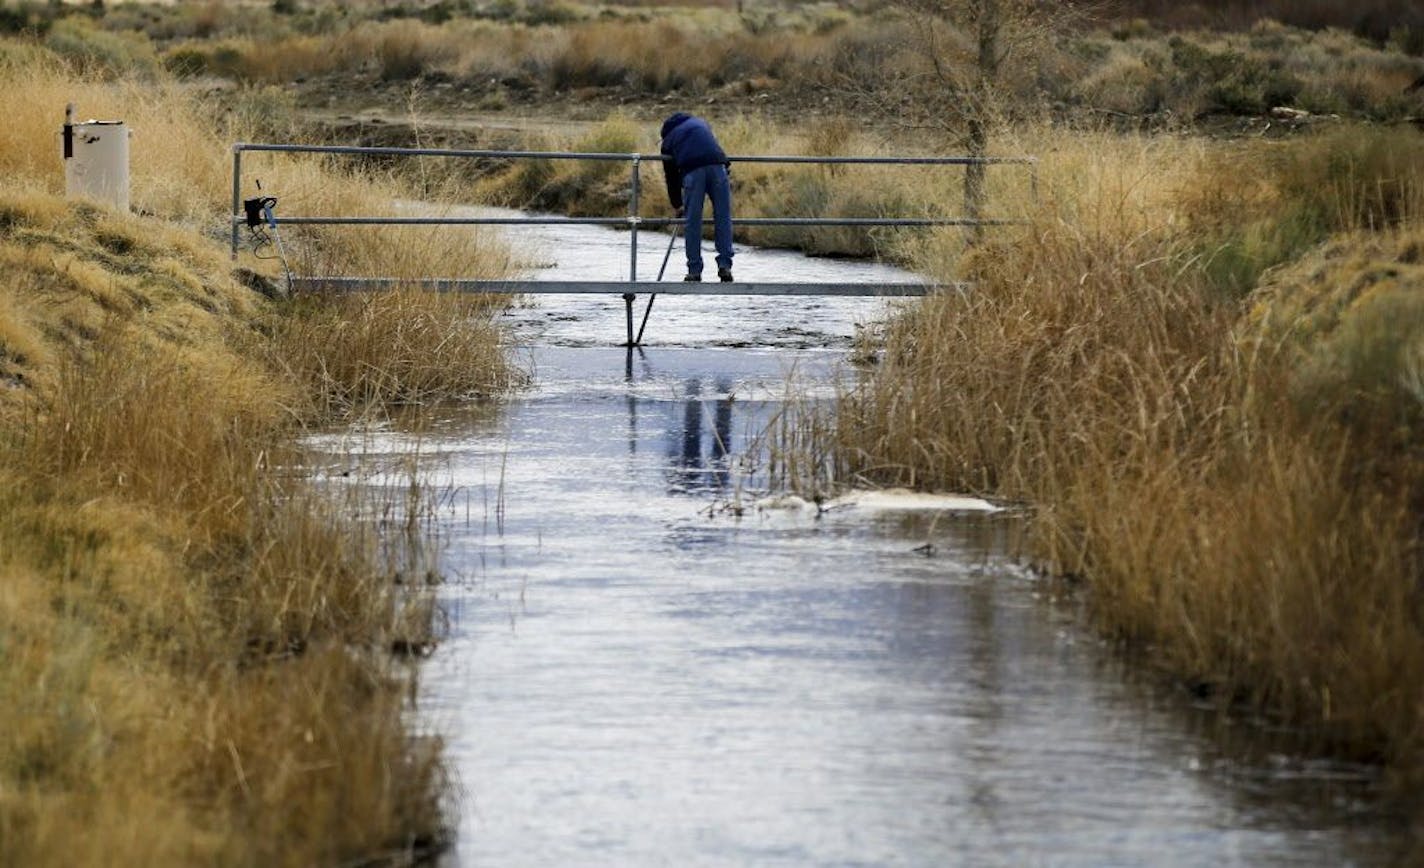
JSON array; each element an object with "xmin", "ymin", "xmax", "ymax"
[
  {"xmin": 665, "ymin": 376, "xmax": 735, "ymax": 493},
  {"xmin": 624, "ymin": 347, "xmax": 737, "ymax": 493},
  {"xmin": 315, "ymin": 340, "xmax": 1415, "ymax": 866},
  {"xmin": 624, "ymin": 346, "xmax": 643, "ymax": 457}
]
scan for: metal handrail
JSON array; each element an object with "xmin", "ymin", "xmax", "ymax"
[
  {"xmin": 265, "ymin": 217, "xmax": 1019, "ymax": 227},
  {"xmin": 233, "ymin": 141, "xmax": 1037, "ymax": 166},
  {"xmin": 230, "ymin": 141, "xmax": 1038, "ymax": 262},
  {"xmin": 229, "ymin": 139, "xmax": 1034, "ymax": 345}
]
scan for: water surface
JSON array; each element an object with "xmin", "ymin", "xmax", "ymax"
[{"xmin": 322, "ymin": 222, "xmax": 1408, "ymax": 865}]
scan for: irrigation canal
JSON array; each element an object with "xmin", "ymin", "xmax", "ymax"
[{"xmin": 310, "ymin": 213, "xmax": 1410, "ymax": 866}]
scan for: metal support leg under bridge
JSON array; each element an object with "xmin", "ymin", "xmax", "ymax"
[{"xmin": 232, "ymin": 142, "xmax": 1033, "ymax": 346}]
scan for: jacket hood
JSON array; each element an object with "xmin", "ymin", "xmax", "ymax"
[{"xmin": 660, "ymin": 112, "xmax": 692, "ymax": 141}]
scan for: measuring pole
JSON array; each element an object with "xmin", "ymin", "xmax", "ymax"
[
  {"xmin": 622, "ymin": 156, "xmax": 642, "ymax": 346},
  {"xmin": 635, "ymin": 225, "xmax": 679, "ymax": 346}
]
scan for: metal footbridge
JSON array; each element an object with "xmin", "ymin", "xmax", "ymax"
[{"xmin": 231, "ymin": 142, "xmax": 1035, "ymax": 345}]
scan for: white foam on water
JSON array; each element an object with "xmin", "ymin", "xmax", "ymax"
[{"xmin": 825, "ymin": 488, "xmax": 1000, "ymax": 514}]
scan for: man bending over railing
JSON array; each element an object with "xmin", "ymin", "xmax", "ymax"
[{"xmin": 659, "ymin": 112, "xmax": 734, "ymax": 283}]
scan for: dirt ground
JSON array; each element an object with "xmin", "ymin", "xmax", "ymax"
[
  {"xmin": 280, "ymin": 54, "xmax": 1409, "ymax": 157},
  {"xmin": 291, "ymin": 68, "xmax": 841, "ymax": 149}
]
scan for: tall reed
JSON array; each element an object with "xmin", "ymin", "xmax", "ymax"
[
  {"xmin": 269, "ymin": 288, "xmax": 516, "ymax": 417},
  {"xmin": 824, "ymin": 126, "xmax": 1424, "ymax": 768},
  {"xmin": 0, "ymin": 278, "xmax": 449, "ymax": 867}
]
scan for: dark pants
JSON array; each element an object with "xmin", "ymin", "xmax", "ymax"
[{"xmin": 682, "ymin": 164, "xmax": 733, "ymax": 276}]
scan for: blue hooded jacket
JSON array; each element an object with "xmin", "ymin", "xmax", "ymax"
[{"xmin": 660, "ymin": 113, "xmax": 728, "ymax": 209}]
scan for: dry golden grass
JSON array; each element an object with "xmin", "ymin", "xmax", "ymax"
[
  {"xmin": 0, "ymin": 55, "xmax": 514, "ymax": 867},
  {"xmin": 476, "ymin": 113, "xmax": 640, "ymax": 214},
  {"xmin": 0, "ymin": 192, "xmax": 451, "ymax": 865},
  {"xmin": 243, "ymin": 157, "xmax": 521, "ymax": 419},
  {"xmin": 168, "ymin": 6, "xmax": 834, "ymax": 91},
  {"xmin": 270, "ymin": 288, "xmax": 517, "ymax": 417},
  {"xmin": 255, "ymin": 154, "xmax": 520, "ymax": 279},
  {"xmin": 820, "ymin": 125, "xmax": 1424, "ymax": 769},
  {"xmin": 226, "ymin": 33, "xmax": 351, "ymax": 83}
]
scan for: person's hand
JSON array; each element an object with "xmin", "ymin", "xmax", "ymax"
[{"xmin": 674, "ymin": 206, "xmax": 686, "ymax": 218}]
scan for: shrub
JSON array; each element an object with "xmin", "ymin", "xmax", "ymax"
[
  {"xmin": 522, "ymin": 0, "xmax": 579, "ymax": 26},
  {"xmin": 1250, "ymin": 230, "xmax": 1424, "ymax": 441},
  {"xmin": 44, "ymin": 16, "xmax": 160, "ymax": 78},
  {"xmin": 1273, "ymin": 128, "xmax": 1424, "ymax": 232},
  {"xmin": 1168, "ymin": 37, "xmax": 1303, "ymax": 115},
  {"xmin": 1074, "ymin": 46, "xmax": 1169, "ymax": 115},
  {"xmin": 231, "ymin": 34, "xmax": 346, "ymax": 82},
  {"xmin": 548, "ymin": 26, "xmax": 628, "ymax": 90},
  {"xmin": 0, "ymin": 2, "xmax": 50, "ymax": 35},
  {"xmin": 363, "ymin": 19, "xmax": 460, "ymax": 80},
  {"xmin": 162, "ymin": 45, "xmax": 210, "ymax": 77},
  {"xmin": 225, "ymin": 83, "xmax": 301, "ymax": 141}
]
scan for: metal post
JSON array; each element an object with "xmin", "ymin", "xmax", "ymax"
[
  {"xmin": 629, "ymin": 155, "xmax": 641, "ymax": 282},
  {"xmin": 626, "ymin": 155, "xmax": 640, "ymax": 347},
  {"xmin": 1029, "ymin": 159, "xmax": 1039, "ymax": 205},
  {"xmin": 231, "ymin": 146, "xmax": 242, "ymax": 260}
]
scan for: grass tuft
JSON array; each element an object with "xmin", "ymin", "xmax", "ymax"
[{"xmin": 271, "ymin": 288, "xmax": 517, "ymax": 418}]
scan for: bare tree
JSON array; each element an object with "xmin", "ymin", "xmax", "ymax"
[
  {"xmin": 831, "ymin": 2, "xmax": 1081, "ymax": 235},
  {"xmin": 964, "ymin": 0, "xmax": 1004, "ymax": 233}
]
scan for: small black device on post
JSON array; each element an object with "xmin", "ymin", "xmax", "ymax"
[
  {"xmin": 242, "ymin": 180, "xmax": 291, "ymax": 286},
  {"xmin": 243, "ymin": 194, "xmax": 278, "ymax": 228},
  {"xmin": 62, "ymin": 103, "xmax": 74, "ymax": 160}
]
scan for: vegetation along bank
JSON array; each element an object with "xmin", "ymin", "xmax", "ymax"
[
  {"xmin": 813, "ymin": 125, "xmax": 1424, "ymax": 793},
  {"xmin": 0, "ymin": 49, "xmax": 512, "ymax": 865}
]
